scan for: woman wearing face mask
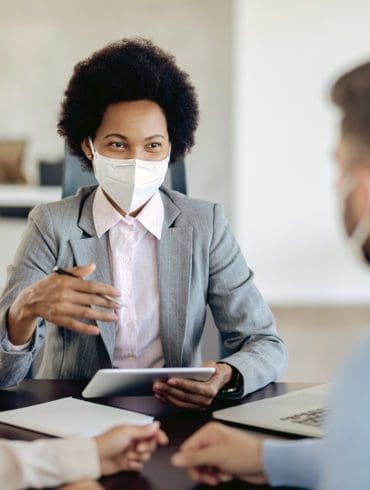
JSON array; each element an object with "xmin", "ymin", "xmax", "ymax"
[{"xmin": 0, "ymin": 38, "xmax": 287, "ymax": 409}]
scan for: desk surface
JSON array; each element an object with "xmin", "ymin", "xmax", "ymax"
[{"xmin": 0, "ymin": 380, "xmax": 308, "ymax": 490}]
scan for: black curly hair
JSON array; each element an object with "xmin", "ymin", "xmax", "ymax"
[{"xmin": 57, "ymin": 38, "xmax": 199, "ymax": 170}]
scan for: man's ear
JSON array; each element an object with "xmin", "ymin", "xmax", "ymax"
[
  {"xmin": 355, "ymin": 165, "xmax": 370, "ymax": 215},
  {"xmin": 81, "ymin": 138, "xmax": 93, "ymax": 161}
]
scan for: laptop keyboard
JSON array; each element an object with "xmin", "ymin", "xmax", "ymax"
[{"xmin": 280, "ymin": 408, "xmax": 328, "ymax": 428}]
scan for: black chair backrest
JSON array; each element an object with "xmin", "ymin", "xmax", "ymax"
[
  {"xmin": 62, "ymin": 146, "xmax": 187, "ymax": 198},
  {"xmin": 62, "ymin": 148, "xmax": 97, "ymax": 198}
]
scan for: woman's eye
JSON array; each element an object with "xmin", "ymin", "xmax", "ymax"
[
  {"xmin": 147, "ymin": 142, "xmax": 162, "ymax": 150},
  {"xmin": 109, "ymin": 142, "xmax": 126, "ymax": 149}
]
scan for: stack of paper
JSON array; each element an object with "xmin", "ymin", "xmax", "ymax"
[{"xmin": 0, "ymin": 397, "xmax": 153, "ymax": 437}]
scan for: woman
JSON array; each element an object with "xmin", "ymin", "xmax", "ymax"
[{"xmin": 0, "ymin": 38, "xmax": 287, "ymax": 408}]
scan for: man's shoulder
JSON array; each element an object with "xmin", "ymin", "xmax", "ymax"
[
  {"xmin": 330, "ymin": 336, "xmax": 370, "ymax": 414},
  {"xmin": 339, "ymin": 337, "xmax": 370, "ymax": 384}
]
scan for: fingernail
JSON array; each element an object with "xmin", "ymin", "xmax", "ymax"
[
  {"xmin": 109, "ymin": 313, "xmax": 118, "ymax": 320},
  {"xmin": 113, "ymin": 290, "xmax": 121, "ymax": 296},
  {"xmin": 172, "ymin": 454, "xmax": 181, "ymax": 465},
  {"xmin": 167, "ymin": 378, "xmax": 176, "ymax": 386},
  {"xmin": 153, "ymin": 383, "xmax": 161, "ymax": 391}
]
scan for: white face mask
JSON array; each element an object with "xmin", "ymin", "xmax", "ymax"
[
  {"xmin": 89, "ymin": 138, "xmax": 169, "ymax": 214},
  {"xmin": 338, "ymin": 174, "xmax": 370, "ymax": 265}
]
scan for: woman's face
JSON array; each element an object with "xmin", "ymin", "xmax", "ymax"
[{"xmin": 82, "ymin": 99, "xmax": 170, "ymax": 162}]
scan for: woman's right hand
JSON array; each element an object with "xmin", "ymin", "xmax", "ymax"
[{"xmin": 7, "ymin": 263, "xmax": 121, "ymax": 345}]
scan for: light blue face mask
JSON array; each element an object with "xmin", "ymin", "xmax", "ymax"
[{"xmin": 338, "ymin": 174, "xmax": 370, "ymax": 265}]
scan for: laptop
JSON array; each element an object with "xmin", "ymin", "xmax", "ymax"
[{"xmin": 213, "ymin": 384, "xmax": 329, "ymax": 438}]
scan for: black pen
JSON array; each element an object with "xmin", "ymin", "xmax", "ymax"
[{"xmin": 52, "ymin": 266, "xmax": 125, "ymax": 307}]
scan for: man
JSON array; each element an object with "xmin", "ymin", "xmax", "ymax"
[{"xmin": 172, "ymin": 61, "xmax": 370, "ymax": 488}]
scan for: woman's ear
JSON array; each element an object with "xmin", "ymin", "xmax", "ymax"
[{"xmin": 81, "ymin": 138, "xmax": 93, "ymax": 160}]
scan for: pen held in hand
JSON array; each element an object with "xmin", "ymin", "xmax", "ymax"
[{"xmin": 52, "ymin": 266, "xmax": 125, "ymax": 308}]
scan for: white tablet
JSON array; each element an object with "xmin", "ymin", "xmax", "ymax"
[{"xmin": 82, "ymin": 367, "xmax": 216, "ymax": 398}]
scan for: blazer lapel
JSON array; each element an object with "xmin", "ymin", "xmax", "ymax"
[
  {"xmin": 158, "ymin": 190, "xmax": 193, "ymax": 366},
  {"xmin": 69, "ymin": 190, "xmax": 116, "ymax": 363}
]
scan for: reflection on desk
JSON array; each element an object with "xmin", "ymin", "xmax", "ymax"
[{"xmin": 0, "ymin": 380, "xmax": 308, "ymax": 490}]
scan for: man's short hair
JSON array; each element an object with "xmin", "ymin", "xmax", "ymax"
[{"xmin": 331, "ymin": 61, "xmax": 370, "ymax": 153}]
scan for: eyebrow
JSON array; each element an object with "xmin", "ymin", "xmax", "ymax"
[{"xmin": 103, "ymin": 133, "xmax": 166, "ymax": 141}]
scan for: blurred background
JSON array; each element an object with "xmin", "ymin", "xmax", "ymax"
[{"xmin": 1, "ymin": 0, "xmax": 370, "ymax": 383}]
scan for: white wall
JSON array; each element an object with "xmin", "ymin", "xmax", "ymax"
[{"xmin": 232, "ymin": 0, "xmax": 370, "ymax": 304}]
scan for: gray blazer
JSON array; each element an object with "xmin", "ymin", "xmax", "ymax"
[{"xmin": 0, "ymin": 186, "xmax": 287, "ymax": 395}]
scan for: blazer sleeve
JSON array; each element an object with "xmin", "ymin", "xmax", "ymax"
[
  {"xmin": 207, "ymin": 203, "xmax": 288, "ymax": 397},
  {"xmin": 0, "ymin": 204, "xmax": 57, "ymax": 388}
]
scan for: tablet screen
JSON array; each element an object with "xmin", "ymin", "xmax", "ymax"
[{"xmin": 82, "ymin": 367, "xmax": 216, "ymax": 398}]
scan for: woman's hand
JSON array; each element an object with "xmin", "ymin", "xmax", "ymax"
[
  {"xmin": 95, "ymin": 422, "xmax": 168, "ymax": 475},
  {"xmin": 172, "ymin": 422, "xmax": 267, "ymax": 486},
  {"xmin": 152, "ymin": 361, "xmax": 233, "ymax": 410},
  {"xmin": 7, "ymin": 263, "xmax": 121, "ymax": 345}
]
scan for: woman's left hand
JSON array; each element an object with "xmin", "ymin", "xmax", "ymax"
[{"xmin": 152, "ymin": 361, "xmax": 233, "ymax": 410}]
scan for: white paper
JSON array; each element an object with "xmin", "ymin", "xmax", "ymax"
[{"xmin": 0, "ymin": 397, "xmax": 153, "ymax": 437}]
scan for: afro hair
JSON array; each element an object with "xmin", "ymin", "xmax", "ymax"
[{"xmin": 57, "ymin": 38, "xmax": 199, "ymax": 170}]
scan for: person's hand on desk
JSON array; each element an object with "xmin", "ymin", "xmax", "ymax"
[
  {"xmin": 59, "ymin": 421, "xmax": 169, "ymax": 489},
  {"xmin": 7, "ymin": 263, "xmax": 121, "ymax": 345},
  {"xmin": 152, "ymin": 361, "xmax": 234, "ymax": 410},
  {"xmin": 95, "ymin": 421, "xmax": 168, "ymax": 475},
  {"xmin": 172, "ymin": 422, "xmax": 267, "ymax": 486}
]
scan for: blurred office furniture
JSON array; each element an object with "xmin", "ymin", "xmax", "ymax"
[
  {"xmin": 0, "ymin": 140, "xmax": 62, "ymax": 218},
  {"xmin": 62, "ymin": 147, "xmax": 97, "ymax": 198},
  {"xmin": 170, "ymin": 157, "xmax": 187, "ymax": 195},
  {"xmin": 39, "ymin": 159, "xmax": 63, "ymax": 186},
  {"xmin": 0, "ymin": 140, "xmax": 27, "ymax": 184},
  {"xmin": 0, "ymin": 185, "xmax": 61, "ymax": 218}
]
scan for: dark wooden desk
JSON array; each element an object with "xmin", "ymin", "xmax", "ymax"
[{"xmin": 0, "ymin": 381, "xmax": 308, "ymax": 489}]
